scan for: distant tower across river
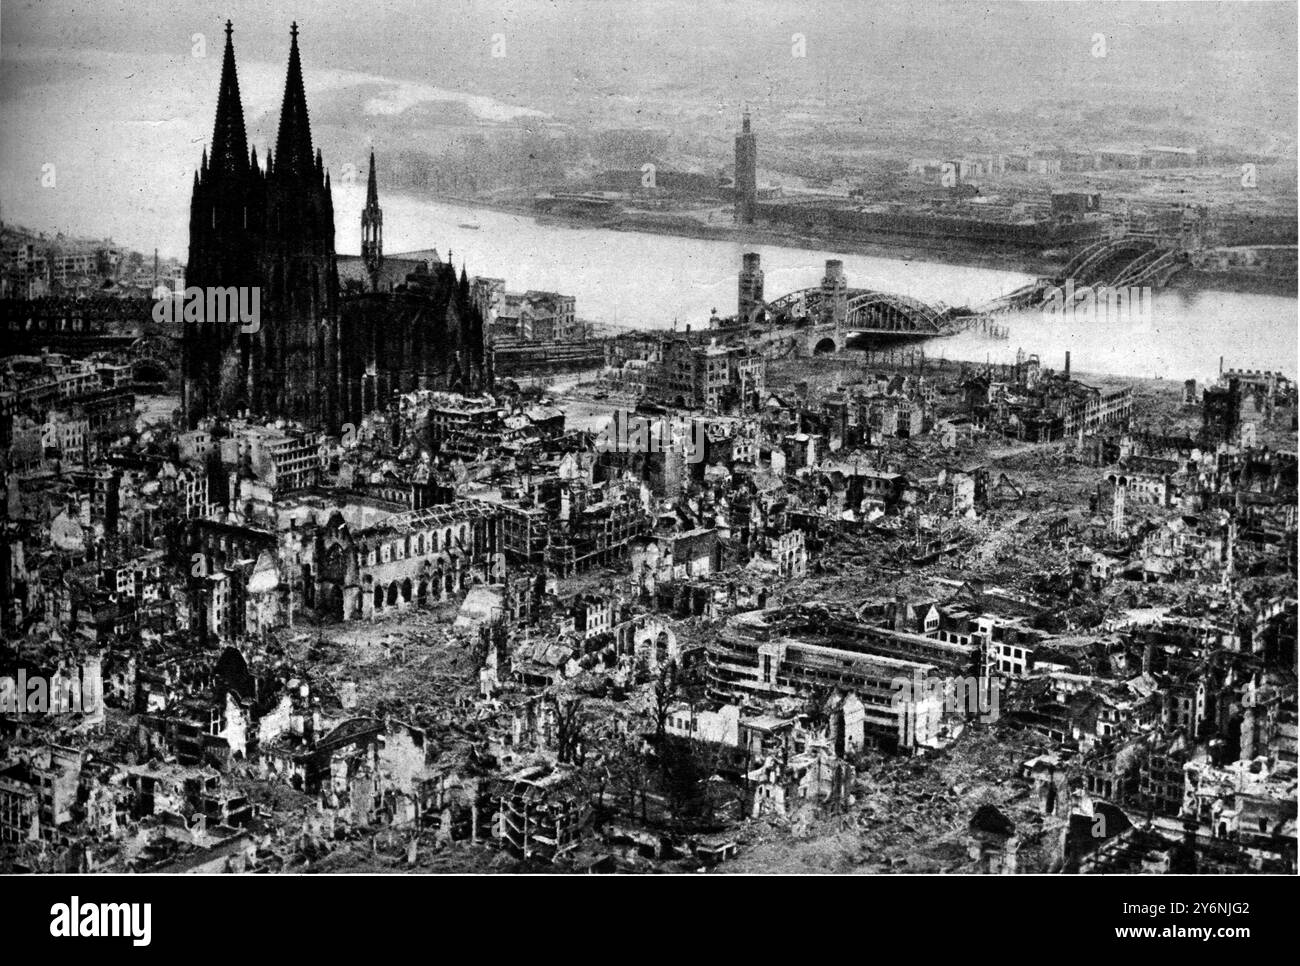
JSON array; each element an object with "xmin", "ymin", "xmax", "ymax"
[{"xmin": 734, "ymin": 111, "xmax": 757, "ymax": 224}]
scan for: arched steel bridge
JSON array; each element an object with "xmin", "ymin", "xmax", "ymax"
[
  {"xmin": 764, "ymin": 287, "xmax": 960, "ymax": 335},
  {"xmin": 978, "ymin": 233, "xmax": 1188, "ymax": 315}
]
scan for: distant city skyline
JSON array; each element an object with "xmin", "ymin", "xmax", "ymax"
[{"xmin": 2, "ymin": 0, "xmax": 1295, "ymax": 257}]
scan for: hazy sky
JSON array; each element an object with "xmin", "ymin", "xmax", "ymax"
[
  {"xmin": 3, "ymin": 0, "xmax": 1291, "ymax": 97},
  {"xmin": 1, "ymin": 0, "xmax": 1295, "ymax": 255}
]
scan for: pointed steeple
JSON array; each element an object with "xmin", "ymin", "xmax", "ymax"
[
  {"xmin": 274, "ymin": 22, "xmax": 315, "ymax": 179},
  {"xmin": 210, "ymin": 20, "xmax": 248, "ymax": 175},
  {"xmin": 458, "ymin": 265, "xmax": 472, "ymax": 314},
  {"xmin": 361, "ymin": 148, "xmax": 383, "ymax": 288},
  {"xmin": 366, "ymin": 149, "xmax": 379, "ymax": 208}
]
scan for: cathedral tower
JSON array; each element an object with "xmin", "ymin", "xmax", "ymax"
[
  {"xmin": 185, "ymin": 22, "xmax": 340, "ymax": 431},
  {"xmin": 187, "ymin": 22, "xmax": 489, "ymax": 434},
  {"xmin": 258, "ymin": 22, "xmax": 339, "ymax": 429},
  {"xmin": 184, "ymin": 21, "xmax": 260, "ymax": 426}
]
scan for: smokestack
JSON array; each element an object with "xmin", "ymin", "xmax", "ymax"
[{"xmin": 1064, "ymin": 351, "xmax": 1071, "ymax": 380}]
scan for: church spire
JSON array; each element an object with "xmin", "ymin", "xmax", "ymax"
[
  {"xmin": 209, "ymin": 20, "xmax": 248, "ymax": 176},
  {"xmin": 361, "ymin": 149, "xmax": 384, "ymax": 289},
  {"xmin": 274, "ymin": 21, "xmax": 314, "ymax": 179},
  {"xmin": 366, "ymin": 148, "xmax": 379, "ymax": 208}
]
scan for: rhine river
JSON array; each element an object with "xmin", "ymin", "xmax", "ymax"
[{"xmin": 338, "ymin": 187, "xmax": 1297, "ymax": 383}]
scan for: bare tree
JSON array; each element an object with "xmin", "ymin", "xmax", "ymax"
[
  {"xmin": 606, "ymin": 733, "xmax": 650, "ymax": 822},
  {"xmin": 652, "ymin": 658, "xmax": 679, "ymax": 742},
  {"xmin": 547, "ymin": 690, "xmax": 586, "ymax": 765},
  {"xmin": 660, "ymin": 738, "xmax": 706, "ymax": 827}
]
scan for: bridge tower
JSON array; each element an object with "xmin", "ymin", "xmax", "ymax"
[
  {"xmin": 1178, "ymin": 204, "xmax": 1209, "ymax": 252},
  {"xmin": 738, "ymin": 252, "xmax": 764, "ymax": 324},
  {"xmin": 821, "ymin": 259, "xmax": 848, "ymax": 327}
]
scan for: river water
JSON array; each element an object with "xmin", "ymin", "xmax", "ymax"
[{"xmin": 343, "ymin": 187, "xmax": 1296, "ymax": 383}]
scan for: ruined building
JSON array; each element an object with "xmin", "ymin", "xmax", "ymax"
[
  {"xmin": 1201, "ymin": 378, "xmax": 1242, "ymax": 446},
  {"xmin": 184, "ymin": 22, "xmax": 490, "ymax": 434}
]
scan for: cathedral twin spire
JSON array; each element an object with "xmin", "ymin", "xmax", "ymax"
[
  {"xmin": 188, "ymin": 19, "xmax": 491, "ymax": 432},
  {"xmin": 209, "ymin": 20, "xmax": 248, "ymax": 176},
  {"xmin": 188, "ymin": 20, "xmax": 339, "ymax": 431},
  {"xmin": 273, "ymin": 22, "xmax": 316, "ymax": 180},
  {"xmin": 206, "ymin": 21, "xmax": 319, "ymax": 184}
]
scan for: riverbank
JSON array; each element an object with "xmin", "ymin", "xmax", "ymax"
[
  {"xmin": 408, "ymin": 190, "xmax": 1061, "ymax": 285},
  {"xmin": 409, "ymin": 190, "xmax": 1296, "ymax": 299},
  {"xmin": 366, "ymin": 189, "xmax": 1294, "ymax": 380}
]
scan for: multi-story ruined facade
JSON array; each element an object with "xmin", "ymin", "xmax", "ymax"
[{"xmin": 307, "ymin": 501, "xmax": 503, "ymax": 621}]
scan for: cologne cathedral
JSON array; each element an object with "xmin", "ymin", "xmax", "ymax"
[{"xmin": 183, "ymin": 22, "xmax": 491, "ymax": 433}]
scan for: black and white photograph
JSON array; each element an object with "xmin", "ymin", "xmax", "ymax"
[{"xmin": 0, "ymin": 0, "xmax": 1295, "ymax": 939}]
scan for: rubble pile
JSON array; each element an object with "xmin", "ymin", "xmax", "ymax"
[{"xmin": 2, "ymin": 325, "xmax": 1295, "ymax": 875}]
